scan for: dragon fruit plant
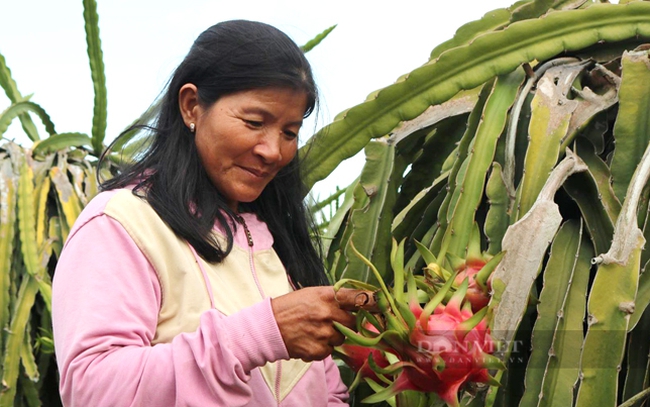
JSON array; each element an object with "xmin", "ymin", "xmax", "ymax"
[
  {"xmin": 334, "ymin": 238, "xmax": 505, "ymax": 407},
  {"xmin": 314, "ymin": 3, "xmax": 650, "ymax": 406}
]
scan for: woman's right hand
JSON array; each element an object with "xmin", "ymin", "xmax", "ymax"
[{"xmin": 271, "ymin": 287, "xmax": 376, "ymax": 362}]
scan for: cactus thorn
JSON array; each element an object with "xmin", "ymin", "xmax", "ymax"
[{"xmin": 618, "ymin": 302, "xmax": 635, "ymax": 315}]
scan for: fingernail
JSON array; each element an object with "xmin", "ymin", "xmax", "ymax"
[{"xmin": 354, "ymin": 292, "xmax": 371, "ymax": 307}]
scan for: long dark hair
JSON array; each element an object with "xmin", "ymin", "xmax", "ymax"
[{"xmin": 100, "ymin": 20, "xmax": 328, "ymax": 287}]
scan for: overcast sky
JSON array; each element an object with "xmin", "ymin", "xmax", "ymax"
[{"xmin": 1, "ymin": 0, "xmax": 518, "ymax": 197}]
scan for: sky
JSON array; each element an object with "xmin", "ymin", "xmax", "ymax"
[{"xmin": 1, "ymin": 0, "xmax": 517, "ymax": 197}]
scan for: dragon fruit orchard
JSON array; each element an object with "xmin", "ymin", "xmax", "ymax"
[{"xmin": 317, "ymin": 3, "xmax": 650, "ymax": 406}]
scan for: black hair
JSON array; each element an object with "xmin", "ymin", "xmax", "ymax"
[{"xmin": 100, "ymin": 20, "xmax": 328, "ymax": 287}]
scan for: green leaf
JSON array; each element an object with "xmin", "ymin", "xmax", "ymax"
[
  {"xmin": 490, "ymin": 150, "xmax": 587, "ymax": 355},
  {"xmin": 0, "ymin": 52, "xmax": 21, "ymax": 102},
  {"xmin": 515, "ymin": 61, "xmax": 589, "ymax": 219},
  {"xmin": 440, "ymin": 68, "xmax": 525, "ymax": 258},
  {"xmin": 83, "ymin": 0, "xmax": 107, "ymax": 155},
  {"xmin": 20, "ymin": 327, "xmax": 39, "ymax": 382},
  {"xmin": 395, "ymin": 114, "xmax": 469, "ymax": 213},
  {"xmin": 538, "ymin": 229, "xmax": 592, "ymax": 407},
  {"xmin": 519, "ymin": 220, "xmax": 589, "ymax": 406},
  {"xmin": 611, "ymin": 50, "xmax": 650, "ymax": 202},
  {"xmin": 429, "ymin": 8, "xmax": 512, "ymax": 61},
  {"xmin": 17, "ymin": 160, "xmax": 40, "ymax": 280},
  {"xmin": 392, "ymin": 172, "xmax": 447, "ymax": 245},
  {"xmin": 0, "ymin": 154, "xmax": 17, "ymax": 355},
  {"xmin": 300, "ymin": 2, "xmax": 650, "ymax": 193},
  {"xmin": 510, "ymin": 0, "xmax": 587, "ymax": 22},
  {"xmin": 0, "ymin": 52, "xmax": 41, "ymax": 141},
  {"xmin": 576, "ymin": 241, "xmax": 642, "ymax": 407},
  {"xmin": 629, "ymin": 265, "xmax": 650, "ymax": 330},
  {"xmin": 32, "ymin": 132, "xmax": 92, "ymax": 155},
  {"xmin": 576, "ymin": 135, "xmax": 650, "ymax": 407},
  {"xmin": 563, "ymin": 137, "xmax": 618, "ymax": 254},
  {"xmin": 301, "ymin": 25, "xmax": 336, "ymax": 53},
  {"xmin": 340, "ymin": 140, "xmax": 401, "ymax": 285},
  {"xmin": 484, "ymin": 162, "xmax": 509, "ymax": 255},
  {"xmin": 49, "ymin": 164, "xmax": 83, "ymax": 242},
  {"xmin": 622, "ymin": 306, "xmax": 650, "ymax": 407},
  {"xmin": 0, "ymin": 101, "xmax": 56, "ymax": 139},
  {"xmin": 429, "ymin": 81, "xmax": 493, "ymax": 259},
  {"xmin": 323, "ymin": 178, "xmax": 357, "ymax": 266},
  {"xmin": 0, "ymin": 277, "xmax": 39, "ymax": 407}
]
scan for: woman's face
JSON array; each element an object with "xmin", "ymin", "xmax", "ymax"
[{"xmin": 192, "ymin": 87, "xmax": 307, "ymax": 211}]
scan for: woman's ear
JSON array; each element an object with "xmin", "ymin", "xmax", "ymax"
[{"xmin": 178, "ymin": 83, "xmax": 200, "ymax": 128}]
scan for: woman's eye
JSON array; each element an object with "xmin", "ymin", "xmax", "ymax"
[
  {"xmin": 245, "ymin": 120, "xmax": 263, "ymax": 128},
  {"xmin": 284, "ymin": 130, "xmax": 298, "ymax": 139}
]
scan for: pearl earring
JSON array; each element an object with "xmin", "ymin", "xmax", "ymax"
[{"xmin": 189, "ymin": 123, "xmax": 195, "ymax": 133}]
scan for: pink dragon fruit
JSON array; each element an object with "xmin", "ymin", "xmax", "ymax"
[
  {"xmin": 401, "ymin": 282, "xmax": 499, "ymax": 406},
  {"xmin": 449, "ymin": 254, "xmax": 499, "ymax": 313},
  {"xmin": 335, "ymin": 323, "xmax": 391, "ymax": 384},
  {"xmin": 334, "ymin": 239, "xmax": 504, "ymax": 406},
  {"xmin": 419, "ymin": 235, "xmax": 504, "ymax": 313}
]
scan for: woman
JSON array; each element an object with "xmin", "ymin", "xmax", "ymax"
[{"xmin": 52, "ymin": 20, "xmax": 371, "ymax": 406}]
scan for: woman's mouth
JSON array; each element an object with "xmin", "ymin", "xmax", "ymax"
[{"xmin": 240, "ymin": 166, "xmax": 269, "ymax": 178}]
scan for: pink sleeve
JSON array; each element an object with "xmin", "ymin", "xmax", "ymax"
[
  {"xmin": 52, "ymin": 214, "xmax": 289, "ymax": 407},
  {"xmin": 324, "ymin": 356, "xmax": 350, "ymax": 406}
]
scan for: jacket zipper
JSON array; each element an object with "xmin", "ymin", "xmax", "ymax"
[{"xmin": 236, "ymin": 214, "xmax": 282, "ymax": 406}]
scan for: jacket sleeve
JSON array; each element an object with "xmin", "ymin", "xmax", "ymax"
[
  {"xmin": 52, "ymin": 214, "xmax": 289, "ymax": 407},
  {"xmin": 324, "ymin": 356, "xmax": 350, "ymax": 406}
]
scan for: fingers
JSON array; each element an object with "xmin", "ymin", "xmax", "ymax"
[
  {"xmin": 271, "ymin": 286, "xmax": 376, "ymax": 362},
  {"xmin": 334, "ymin": 287, "xmax": 379, "ymax": 313}
]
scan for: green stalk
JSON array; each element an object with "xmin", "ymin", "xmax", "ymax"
[
  {"xmin": 490, "ymin": 149, "xmax": 587, "ymax": 355},
  {"xmin": 563, "ymin": 137, "xmax": 618, "ymax": 255},
  {"xmin": 300, "ymin": 25, "xmax": 336, "ymax": 53},
  {"xmin": 300, "ymin": 2, "xmax": 650, "ymax": 192},
  {"xmin": 83, "ymin": 0, "xmax": 107, "ymax": 155},
  {"xmin": 0, "ymin": 276, "xmax": 39, "ymax": 406},
  {"xmin": 610, "ymin": 50, "xmax": 650, "ymax": 202},
  {"xmin": 440, "ymin": 68, "xmax": 525, "ymax": 258},
  {"xmin": 576, "ymin": 125, "xmax": 650, "ymax": 407},
  {"xmin": 0, "ymin": 101, "xmax": 56, "ymax": 139},
  {"xmin": 0, "ymin": 154, "xmax": 17, "ymax": 350},
  {"xmin": 32, "ymin": 133, "xmax": 92, "ymax": 155},
  {"xmin": 514, "ymin": 61, "xmax": 590, "ymax": 220},
  {"xmin": 484, "ymin": 162, "xmax": 509, "ymax": 255},
  {"xmin": 0, "ymin": 52, "xmax": 41, "ymax": 142},
  {"xmin": 340, "ymin": 140, "xmax": 401, "ymax": 285},
  {"xmin": 519, "ymin": 220, "xmax": 586, "ymax": 406}
]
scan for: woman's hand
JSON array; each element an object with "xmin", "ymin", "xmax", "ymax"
[{"xmin": 271, "ymin": 287, "xmax": 376, "ymax": 362}]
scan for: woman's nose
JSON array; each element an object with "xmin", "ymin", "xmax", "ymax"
[{"xmin": 253, "ymin": 132, "xmax": 283, "ymax": 163}]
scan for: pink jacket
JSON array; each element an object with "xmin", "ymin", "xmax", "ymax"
[{"xmin": 52, "ymin": 189, "xmax": 349, "ymax": 406}]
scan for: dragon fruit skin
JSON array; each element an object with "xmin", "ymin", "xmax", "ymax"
[
  {"xmin": 401, "ymin": 290, "xmax": 496, "ymax": 406},
  {"xmin": 336, "ymin": 322, "xmax": 393, "ymax": 385},
  {"xmin": 336, "ymin": 343, "xmax": 390, "ymax": 384},
  {"xmin": 453, "ymin": 259, "xmax": 491, "ymax": 312}
]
